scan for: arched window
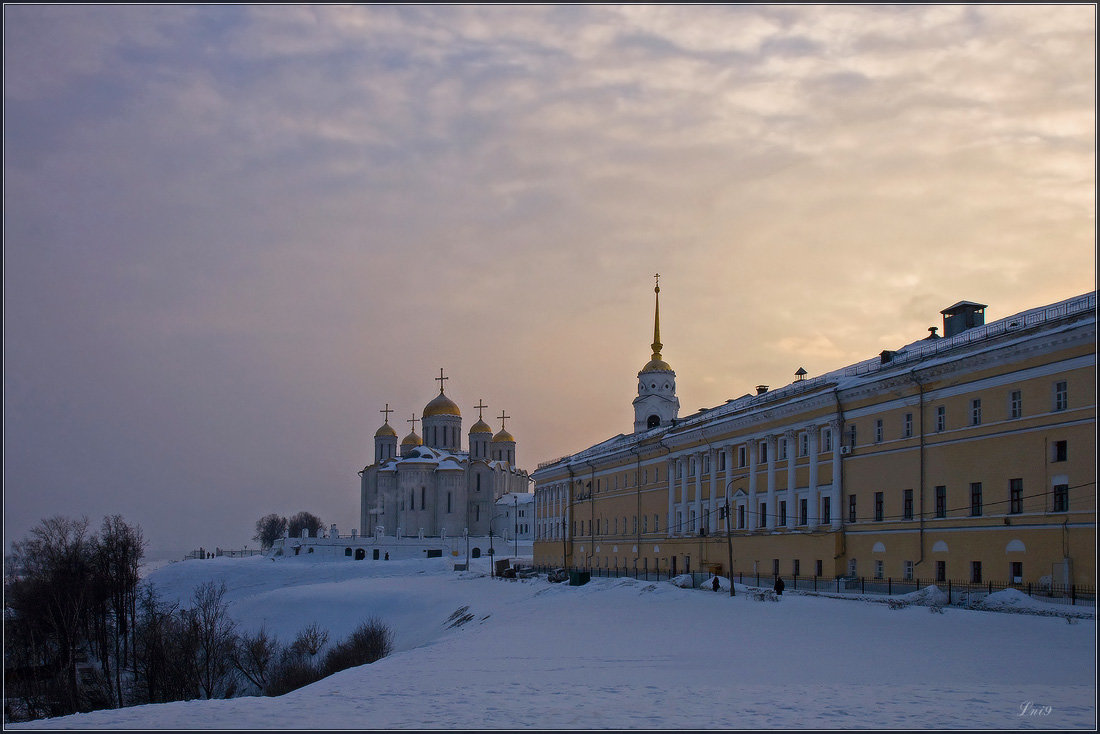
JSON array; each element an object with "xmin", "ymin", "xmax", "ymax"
[{"xmin": 647, "ymin": 415, "xmax": 660, "ymax": 429}]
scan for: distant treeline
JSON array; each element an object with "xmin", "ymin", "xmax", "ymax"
[{"xmin": 4, "ymin": 515, "xmax": 390, "ymax": 723}]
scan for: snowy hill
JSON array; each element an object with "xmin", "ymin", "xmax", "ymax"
[{"xmin": 11, "ymin": 555, "xmax": 1096, "ymax": 730}]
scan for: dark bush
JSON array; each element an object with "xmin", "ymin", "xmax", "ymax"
[
  {"xmin": 265, "ymin": 649, "xmax": 323, "ymax": 697},
  {"xmin": 322, "ymin": 618, "xmax": 393, "ymax": 677}
]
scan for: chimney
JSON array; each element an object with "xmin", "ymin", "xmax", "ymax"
[
  {"xmin": 940, "ymin": 301, "xmax": 987, "ymax": 338},
  {"xmin": 756, "ymin": 385, "xmax": 769, "ymax": 395}
]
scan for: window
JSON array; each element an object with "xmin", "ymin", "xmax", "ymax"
[
  {"xmin": 971, "ymin": 561, "xmax": 982, "ymax": 583},
  {"xmin": 420, "ymin": 487, "xmax": 425, "ymax": 510},
  {"xmin": 779, "ymin": 501, "xmax": 787, "ymax": 526},
  {"xmin": 848, "ymin": 495, "xmax": 857, "ymax": 523},
  {"xmin": 874, "ymin": 492, "xmax": 884, "ymax": 521},
  {"xmin": 800, "ymin": 433, "xmax": 808, "ymax": 456},
  {"xmin": 476, "ymin": 474, "xmax": 481, "ymax": 492},
  {"xmin": 447, "ymin": 492, "xmax": 452, "ymax": 513},
  {"xmin": 848, "ymin": 558, "xmax": 857, "ymax": 577},
  {"xmin": 738, "ymin": 506, "xmax": 745, "ymax": 529},
  {"xmin": 823, "ymin": 428, "xmax": 832, "ymax": 452},
  {"xmin": 970, "ymin": 398, "xmax": 982, "ymax": 426},
  {"xmin": 799, "ymin": 498, "xmax": 808, "ymax": 526},
  {"xmin": 704, "ymin": 454, "xmax": 710, "ymax": 474},
  {"xmin": 1052, "ymin": 483, "xmax": 1069, "ymax": 512},
  {"xmin": 874, "ymin": 560, "xmax": 884, "ymax": 579},
  {"xmin": 904, "ymin": 560, "xmax": 914, "ymax": 581},
  {"xmin": 935, "ymin": 406, "xmax": 945, "ymax": 432},
  {"xmin": 970, "ymin": 483, "xmax": 982, "ymax": 517},
  {"xmin": 778, "ymin": 439, "xmax": 787, "ymax": 461},
  {"xmin": 815, "ymin": 560, "xmax": 823, "ymax": 577},
  {"xmin": 772, "ymin": 559, "xmax": 780, "ymax": 576},
  {"xmin": 758, "ymin": 503, "xmax": 766, "ymax": 528},
  {"xmin": 904, "ymin": 412, "xmax": 913, "ymax": 438},
  {"xmin": 1009, "ymin": 390, "xmax": 1022, "ymax": 419},
  {"xmin": 718, "ymin": 453, "xmax": 726, "ymax": 471},
  {"xmin": 874, "ymin": 419, "xmax": 883, "ymax": 443},
  {"xmin": 793, "ymin": 559, "xmax": 800, "ymax": 576},
  {"xmin": 903, "ymin": 489, "xmax": 913, "ymax": 520},
  {"xmin": 1009, "ymin": 479, "xmax": 1022, "ymax": 514},
  {"xmin": 821, "ymin": 496, "xmax": 831, "ymax": 524},
  {"xmin": 642, "ymin": 515, "xmax": 648, "ymax": 533},
  {"xmin": 1052, "ymin": 440, "xmax": 1067, "ymax": 462},
  {"xmin": 759, "ymin": 441, "xmax": 768, "ymax": 463},
  {"xmin": 935, "ymin": 485, "xmax": 946, "ymax": 518},
  {"xmin": 654, "ymin": 514, "xmax": 659, "ymax": 532},
  {"xmin": 1011, "ymin": 562, "xmax": 1023, "ymax": 584},
  {"xmin": 633, "ymin": 516, "xmax": 638, "ymax": 533},
  {"xmin": 738, "ymin": 446, "xmax": 747, "ymax": 468},
  {"xmin": 848, "ymin": 425, "xmax": 857, "ymax": 449},
  {"xmin": 689, "ymin": 458, "xmax": 695, "ymax": 477},
  {"xmin": 1054, "ymin": 381, "xmax": 1068, "ymax": 411},
  {"xmin": 689, "ymin": 511, "xmax": 695, "ymax": 533},
  {"xmin": 936, "ymin": 561, "xmax": 946, "ymax": 583}
]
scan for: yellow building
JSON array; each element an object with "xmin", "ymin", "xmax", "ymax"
[{"xmin": 533, "ymin": 285, "xmax": 1095, "ymax": 589}]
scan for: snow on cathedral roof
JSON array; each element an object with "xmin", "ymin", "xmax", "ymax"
[{"xmin": 374, "ymin": 446, "xmax": 528, "ymax": 475}]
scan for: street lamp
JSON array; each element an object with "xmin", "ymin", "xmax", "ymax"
[
  {"xmin": 724, "ymin": 479, "xmax": 737, "ymax": 597},
  {"xmin": 513, "ymin": 494, "xmax": 519, "ymax": 559}
]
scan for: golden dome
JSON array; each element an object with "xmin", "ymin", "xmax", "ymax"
[
  {"xmin": 469, "ymin": 418, "xmax": 493, "ymax": 434},
  {"xmin": 640, "ymin": 358, "xmax": 673, "ymax": 373},
  {"xmin": 423, "ymin": 392, "xmax": 461, "ymax": 418},
  {"xmin": 493, "ymin": 429, "xmax": 515, "ymax": 443},
  {"xmin": 375, "ymin": 422, "xmax": 398, "ymax": 438},
  {"xmin": 401, "ymin": 431, "xmax": 423, "ymax": 446}
]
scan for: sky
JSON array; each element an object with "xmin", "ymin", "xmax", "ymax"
[
  {"xmin": 8, "ymin": 555, "xmax": 1097, "ymax": 729},
  {"xmin": 3, "ymin": 4, "xmax": 1095, "ymax": 558}
]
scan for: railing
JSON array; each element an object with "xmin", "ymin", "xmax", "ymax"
[{"xmin": 528, "ymin": 565, "xmax": 1095, "ymax": 607}]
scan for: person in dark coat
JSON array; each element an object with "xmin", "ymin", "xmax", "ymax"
[
  {"xmin": 774, "ymin": 575, "xmax": 785, "ymax": 595},
  {"xmin": 712, "ymin": 576, "xmax": 720, "ymax": 592}
]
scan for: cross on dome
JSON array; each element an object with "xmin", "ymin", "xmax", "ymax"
[
  {"xmin": 498, "ymin": 410, "xmax": 511, "ymax": 431},
  {"xmin": 380, "ymin": 403, "xmax": 393, "ymax": 424},
  {"xmin": 407, "ymin": 414, "xmax": 420, "ymax": 431},
  {"xmin": 475, "ymin": 399, "xmax": 488, "ymax": 420},
  {"xmin": 435, "ymin": 367, "xmax": 449, "ymax": 394}
]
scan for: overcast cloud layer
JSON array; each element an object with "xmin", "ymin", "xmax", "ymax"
[{"xmin": 4, "ymin": 5, "xmax": 1095, "ymax": 556}]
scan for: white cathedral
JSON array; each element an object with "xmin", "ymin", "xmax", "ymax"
[{"xmin": 359, "ymin": 371, "xmax": 531, "ymax": 539}]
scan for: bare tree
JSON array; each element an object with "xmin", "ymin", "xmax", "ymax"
[
  {"xmin": 253, "ymin": 514, "xmax": 288, "ymax": 550},
  {"xmin": 184, "ymin": 581, "xmax": 238, "ymax": 699},
  {"xmin": 231, "ymin": 626, "xmax": 279, "ymax": 694},
  {"xmin": 6, "ymin": 516, "xmax": 97, "ymax": 716},
  {"xmin": 286, "ymin": 512, "xmax": 324, "ymax": 539}
]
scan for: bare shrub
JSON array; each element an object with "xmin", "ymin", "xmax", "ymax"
[
  {"xmin": 289, "ymin": 622, "xmax": 329, "ymax": 658},
  {"xmin": 265, "ymin": 649, "xmax": 323, "ymax": 697},
  {"xmin": 322, "ymin": 618, "xmax": 393, "ymax": 677}
]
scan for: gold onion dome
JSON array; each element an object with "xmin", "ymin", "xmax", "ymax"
[
  {"xmin": 493, "ymin": 428, "xmax": 516, "ymax": 443},
  {"xmin": 401, "ymin": 431, "xmax": 423, "ymax": 446},
  {"xmin": 423, "ymin": 392, "xmax": 461, "ymax": 418},
  {"xmin": 469, "ymin": 418, "xmax": 493, "ymax": 434},
  {"xmin": 375, "ymin": 422, "xmax": 398, "ymax": 438}
]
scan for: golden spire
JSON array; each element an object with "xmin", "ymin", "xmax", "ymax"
[
  {"xmin": 651, "ymin": 273, "xmax": 662, "ymax": 361},
  {"xmin": 640, "ymin": 273, "xmax": 672, "ymax": 373}
]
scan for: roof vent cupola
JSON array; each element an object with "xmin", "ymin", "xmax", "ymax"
[
  {"xmin": 633, "ymin": 274, "xmax": 680, "ymax": 433},
  {"xmin": 941, "ymin": 301, "xmax": 987, "ymax": 338}
]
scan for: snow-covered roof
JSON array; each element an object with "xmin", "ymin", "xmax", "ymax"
[{"xmin": 535, "ymin": 291, "xmax": 1095, "ymax": 474}]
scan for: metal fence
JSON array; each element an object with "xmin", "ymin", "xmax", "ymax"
[{"xmin": 529, "ymin": 565, "xmax": 1095, "ymax": 606}]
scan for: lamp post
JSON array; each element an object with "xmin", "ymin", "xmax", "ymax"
[
  {"xmin": 724, "ymin": 480, "xmax": 736, "ymax": 597},
  {"xmin": 514, "ymin": 494, "xmax": 519, "ymax": 559}
]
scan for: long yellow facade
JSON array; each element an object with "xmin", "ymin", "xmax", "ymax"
[{"xmin": 533, "ymin": 292, "xmax": 1096, "ymax": 588}]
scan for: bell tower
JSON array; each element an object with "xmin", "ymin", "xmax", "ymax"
[{"xmin": 633, "ymin": 274, "xmax": 679, "ymax": 433}]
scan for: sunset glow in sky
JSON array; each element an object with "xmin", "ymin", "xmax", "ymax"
[{"xmin": 4, "ymin": 5, "xmax": 1095, "ymax": 556}]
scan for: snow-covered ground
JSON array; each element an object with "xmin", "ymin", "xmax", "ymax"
[{"xmin": 12, "ymin": 555, "xmax": 1096, "ymax": 730}]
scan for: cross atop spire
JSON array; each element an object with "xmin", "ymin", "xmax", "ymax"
[
  {"xmin": 497, "ymin": 410, "xmax": 511, "ymax": 431},
  {"xmin": 435, "ymin": 367, "xmax": 449, "ymax": 394},
  {"xmin": 475, "ymin": 399, "xmax": 488, "ymax": 420},
  {"xmin": 380, "ymin": 403, "xmax": 393, "ymax": 424},
  {"xmin": 407, "ymin": 413, "xmax": 420, "ymax": 432}
]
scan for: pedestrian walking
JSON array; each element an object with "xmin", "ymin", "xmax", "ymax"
[{"xmin": 774, "ymin": 575, "xmax": 785, "ymax": 596}]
